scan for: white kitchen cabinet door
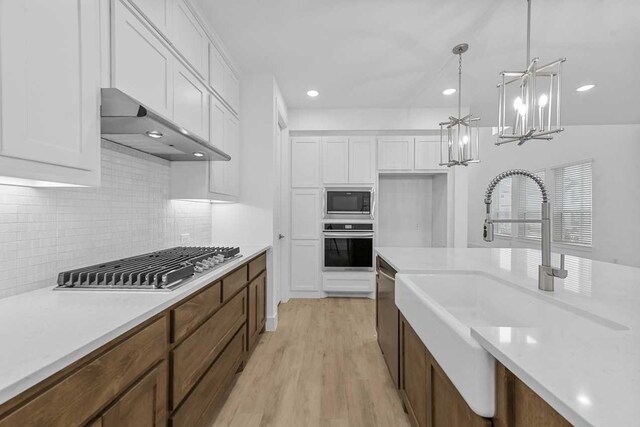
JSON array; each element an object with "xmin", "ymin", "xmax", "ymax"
[
  {"xmin": 349, "ymin": 138, "xmax": 376, "ymax": 184},
  {"xmin": 0, "ymin": 0, "xmax": 101, "ymax": 185},
  {"xmin": 113, "ymin": 0, "xmax": 173, "ymax": 118},
  {"xmin": 170, "ymin": 0, "xmax": 207, "ymax": 77},
  {"xmin": 322, "ymin": 137, "xmax": 349, "ymax": 184},
  {"xmin": 173, "ymin": 62, "xmax": 209, "ymax": 141},
  {"xmin": 208, "ymin": 43, "xmax": 225, "ymax": 96},
  {"xmin": 291, "ymin": 189, "xmax": 320, "ymax": 240},
  {"xmin": 223, "ymin": 63, "xmax": 240, "ymax": 113},
  {"xmin": 414, "ymin": 137, "xmax": 444, "ymax": 170},
  {"xmin": 378, "ymin": 137, "xmax": 414, "ymax": 171},
  {"xmin": 208, "ymin": 97, "xmax": 226, "ymax": 194},
  {"xmin": 322, "ymin": 272, "xmax": 375, "ymax": 293},
  {"xmin": 129, "ymin": 0, "xmax": 169, "ymax": 33},
  {"xmin": 291, "ymin": 137, "xmax": 321, "ymax": 188},
  {"xmin": 290, "ymin": 241, "xmax": 320, "ymax": 291},
  {"xmin": 222, "ymin": 112, "xmax": 240, "ymax": 196}
]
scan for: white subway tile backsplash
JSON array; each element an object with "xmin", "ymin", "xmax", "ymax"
[{"xmin": 0, "ymin": 140, "xmax": 213, "ymax": 299}]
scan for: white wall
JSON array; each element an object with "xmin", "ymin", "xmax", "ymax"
[
  {"xmin": 0, "ymin": 141, "xmax": 213, "ymax": 299},
  {"xmin": 211, "ymin": 74, "xmax": 288, "ymax": 330},
  {"xmin": 467, "ymin": 125, "xmax": 640, "ymax": 268}
]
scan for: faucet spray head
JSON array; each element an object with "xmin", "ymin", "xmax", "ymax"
[{"xmin": 483, "ymin": 219, "xmax": 494, "ymax": 242}]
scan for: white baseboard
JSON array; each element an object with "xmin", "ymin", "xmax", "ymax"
[{"xmin": 266, "ymin": 314, "xmax": 278, "ymax": 331}]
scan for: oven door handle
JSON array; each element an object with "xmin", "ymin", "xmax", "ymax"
[{"xmin": 323, "ymin": 232, "xmax": 375, "ymax": 238}]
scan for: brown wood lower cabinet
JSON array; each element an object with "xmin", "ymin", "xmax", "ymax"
[
  {"xmin": 400, "ymin": 315, "xmax": 491, "ymax": 427},
  {"xmin": 0, "ymin": 251, "xmax": 268, "ymax": 427},
  {"xmin": 494, "ymin": 363, "xmax": 571, "ymax": 427},
  {"xmin": 101, "ymin": 361, "xmax": 167, "ymax": 427},
  {"xmin": 247, "ymin": 270, "xmax": 267, "ymax": 352}
]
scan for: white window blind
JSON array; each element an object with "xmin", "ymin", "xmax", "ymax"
[
  {"xmin": 553, "ymin": 162, "xmax": 593, "ymax": 246},
  {"xmin": 492, "ymin": 177, "xmax": 512, "ymax": 236},
  {"xmin": 518, "ymin": 171, "xmax": 545, "ymax": 239}
]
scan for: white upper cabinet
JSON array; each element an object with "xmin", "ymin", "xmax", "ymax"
[
  {"xmin": 414, "ymin": 137, "xmax": 445, "ymax": 170},
  {"xmin": 208, "ymin": 97, "xmax": 226, "ymax": 194},
  {"xmin": 291, "ymin": 137, "xmax": 321, "ymax": 188},
  {"xmin": 378, "ymin": 136, "xmax": 414, "ymax": 171},
  {"xmin": 0, "ymin": 0, "xmax": 101, "ymax": 186},
  {"xmin": 223, "ymin": 63, "xmax": 240, "ymax": 113},
  {"xmin": 173, "ymin": 62, "xmax": 209, "ymax": 140},
  {"xmin": 113, "ymin": 0, "xmax": 173, "ymax": 118},
  {"xmin": 321, "ymin": 137, "xmax": 375, "ymax": 185},
  {"xmin": 129, "ymin": 0, "xmax": 169, "ymax": 33},
  {"xmin": 208, "ymin": 43, "xmax": 225, "ymax": 96},
  {"xmin": 169, "ymin": 0, "xmax": 207, "ymax": 77},
  {"xmin": 348, "ymin": 138, "xmax": 376, "ymax": 184},
  {"xmin": 220, "ymin": 110, "xmax": 240, "ymax": 195},
  {"xmin": 322, "ymin": 137, "xmax": 349, "ymax": 184}
]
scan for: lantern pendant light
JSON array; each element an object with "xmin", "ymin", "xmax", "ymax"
[
  {"xmin": 496, "ymin": 0, "xmax": 566, "ymax": 146},
  {"xmin": 439, "ymin": 43, "xmax": 480, "ymax": 167}
]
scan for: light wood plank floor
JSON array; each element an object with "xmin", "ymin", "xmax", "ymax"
[{"xmin": 213, "ymin": 298, "xmax": 411, "ymax": 427}]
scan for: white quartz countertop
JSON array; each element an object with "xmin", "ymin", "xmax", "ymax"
[
  {"xmin": 0, "ymin": 244, "xmax": 270, "ymax": 406},
  {"xmin": 376, "ymin": 247, "xmax": 640, "ymax": 427}
]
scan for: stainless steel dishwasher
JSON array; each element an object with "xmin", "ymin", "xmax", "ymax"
[{"xmin": 376, "ymin": 257, "xmax": 399, "ymax": 388}]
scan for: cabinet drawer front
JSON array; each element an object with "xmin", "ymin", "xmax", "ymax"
[
  {"xmin": 248, "ymin": 253, "xmax": 266, "ymax": 280},
  {"xmin": 0, "ymin": 317, "xmax": 167, "ymax": 427},
  {"xmin": 172, "ymin": 290, "xmax": 246, "ymax": 405},
  {"xmin": 221, "ymin": 266, "xmax": 248, "ymax": 302},
  {"xmin": 171, "ymin": 327, "xmax": 245, "ymax": 427},
  {"xmin": 172, "ymin": 281, "xmax": 222, "ymax": 343}
]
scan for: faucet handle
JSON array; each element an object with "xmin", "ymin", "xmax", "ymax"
[{"xmin": 553, "ymin": 254, "xmax": 568, "ymax": 279}]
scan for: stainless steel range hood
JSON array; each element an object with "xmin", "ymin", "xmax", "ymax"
[{"xmin": 100, "ymin": 88, "xmax": 230, "ymax": 162}]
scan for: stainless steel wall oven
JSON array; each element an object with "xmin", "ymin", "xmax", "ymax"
[{"xmin": 322, "ymin": 223, "xmax": 374, "ymax": 271}]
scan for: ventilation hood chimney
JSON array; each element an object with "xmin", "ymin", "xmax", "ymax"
[{"xmin": 100, "ymin": 88, "xmax": 231, "ymax": 162}]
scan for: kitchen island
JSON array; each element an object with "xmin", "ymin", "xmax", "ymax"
[{"xmin": 375, "ymin": 247, "xmax": 640, "ymax": 427}]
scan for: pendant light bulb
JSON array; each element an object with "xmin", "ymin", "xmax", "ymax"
[
  {"xmin": 538, "ymin": 94, "xmax": 548, "ymax": 107},
  {"xmin": 513, "ymin": 96, "xmax": 523, "ymax": 111}
]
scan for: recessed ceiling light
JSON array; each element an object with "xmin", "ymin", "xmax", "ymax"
[
  {"xmin": 146, "ymin": 130, "xmax": 163, "ymax": 139},
  {"xmin": 193, "ymin": 152, "xmax": 205, "ymax": 157},
  {"xmin": 443, "ymin": 88, "xmax": 456, "ymax": 95},
  {"xmin": 576, "ymin": 84, "xmax": 595, "ymax": 92},
  {"xmin": 307, "ymin": 90, "xmax": 319, "ymax": 97}
]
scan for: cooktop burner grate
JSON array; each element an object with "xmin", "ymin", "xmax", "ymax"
[{"xmin": 55, "ymin": 246, "xmax": 241, "ymax": 291}]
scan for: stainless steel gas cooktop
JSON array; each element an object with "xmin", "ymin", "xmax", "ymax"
[{"xmin": 55, "ymin": 246, "xmax": 241, "ymax": 291}]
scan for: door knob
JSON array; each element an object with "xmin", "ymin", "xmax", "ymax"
[{"xmin": 278, "ymin": 234, "xmax": 285, "ymax": 240}]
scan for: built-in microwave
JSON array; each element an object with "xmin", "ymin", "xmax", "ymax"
[{"xmin": 323, "ymin": 188, "xmax": 375, "ymax": 219}]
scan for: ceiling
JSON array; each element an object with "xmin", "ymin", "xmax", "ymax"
[{"xmin": 195, "ymin": 0, "xmax": 640, "ymax": 125}]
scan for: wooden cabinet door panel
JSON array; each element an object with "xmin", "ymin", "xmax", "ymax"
[
  {"xmin": 172, "ymin": 289, "xmax": 246, "ymax": 406},
  {"xmin": 0, "ymin": 0, "xmax": 100, "ymax": 171},
  {"xmin": 171, "ymin": 327, "xmax": 245, "ymax": 427},
  {"xmin": 248, "ymin": 253, "xmax": 267, "ymax": 281},
  {"xmin": 400, "ymin": 317, "xmax": 428, "ymax": 427},
  {"xmin": 0, "ymin": 318, "xmax": 166, "ymax": 427},
  {"xmin": 172, "ymin": 281, "xmax": 222, "ymax": 343},
  {"xmin": 257, "ymin": 273, "xmax": 266, "ymax": 329},
  {"xmin": 113, "ymin": 0, "xmax": 173, "ymax": 118},
  {"xmin": 102, "ymin": 361, "xmax": 167, "ymax": 427},
  {"xmin": 248, "ymin": 279, "xmax": 258, "ymax": 349},
  {"xmin": 221, "ymin": 266, "xmax": 248, "ymax": 302}
]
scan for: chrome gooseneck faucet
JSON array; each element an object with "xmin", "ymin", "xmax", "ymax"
[{"xmin": 483, "ymin": 169, "xmax": 567, "ymax": 291}]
